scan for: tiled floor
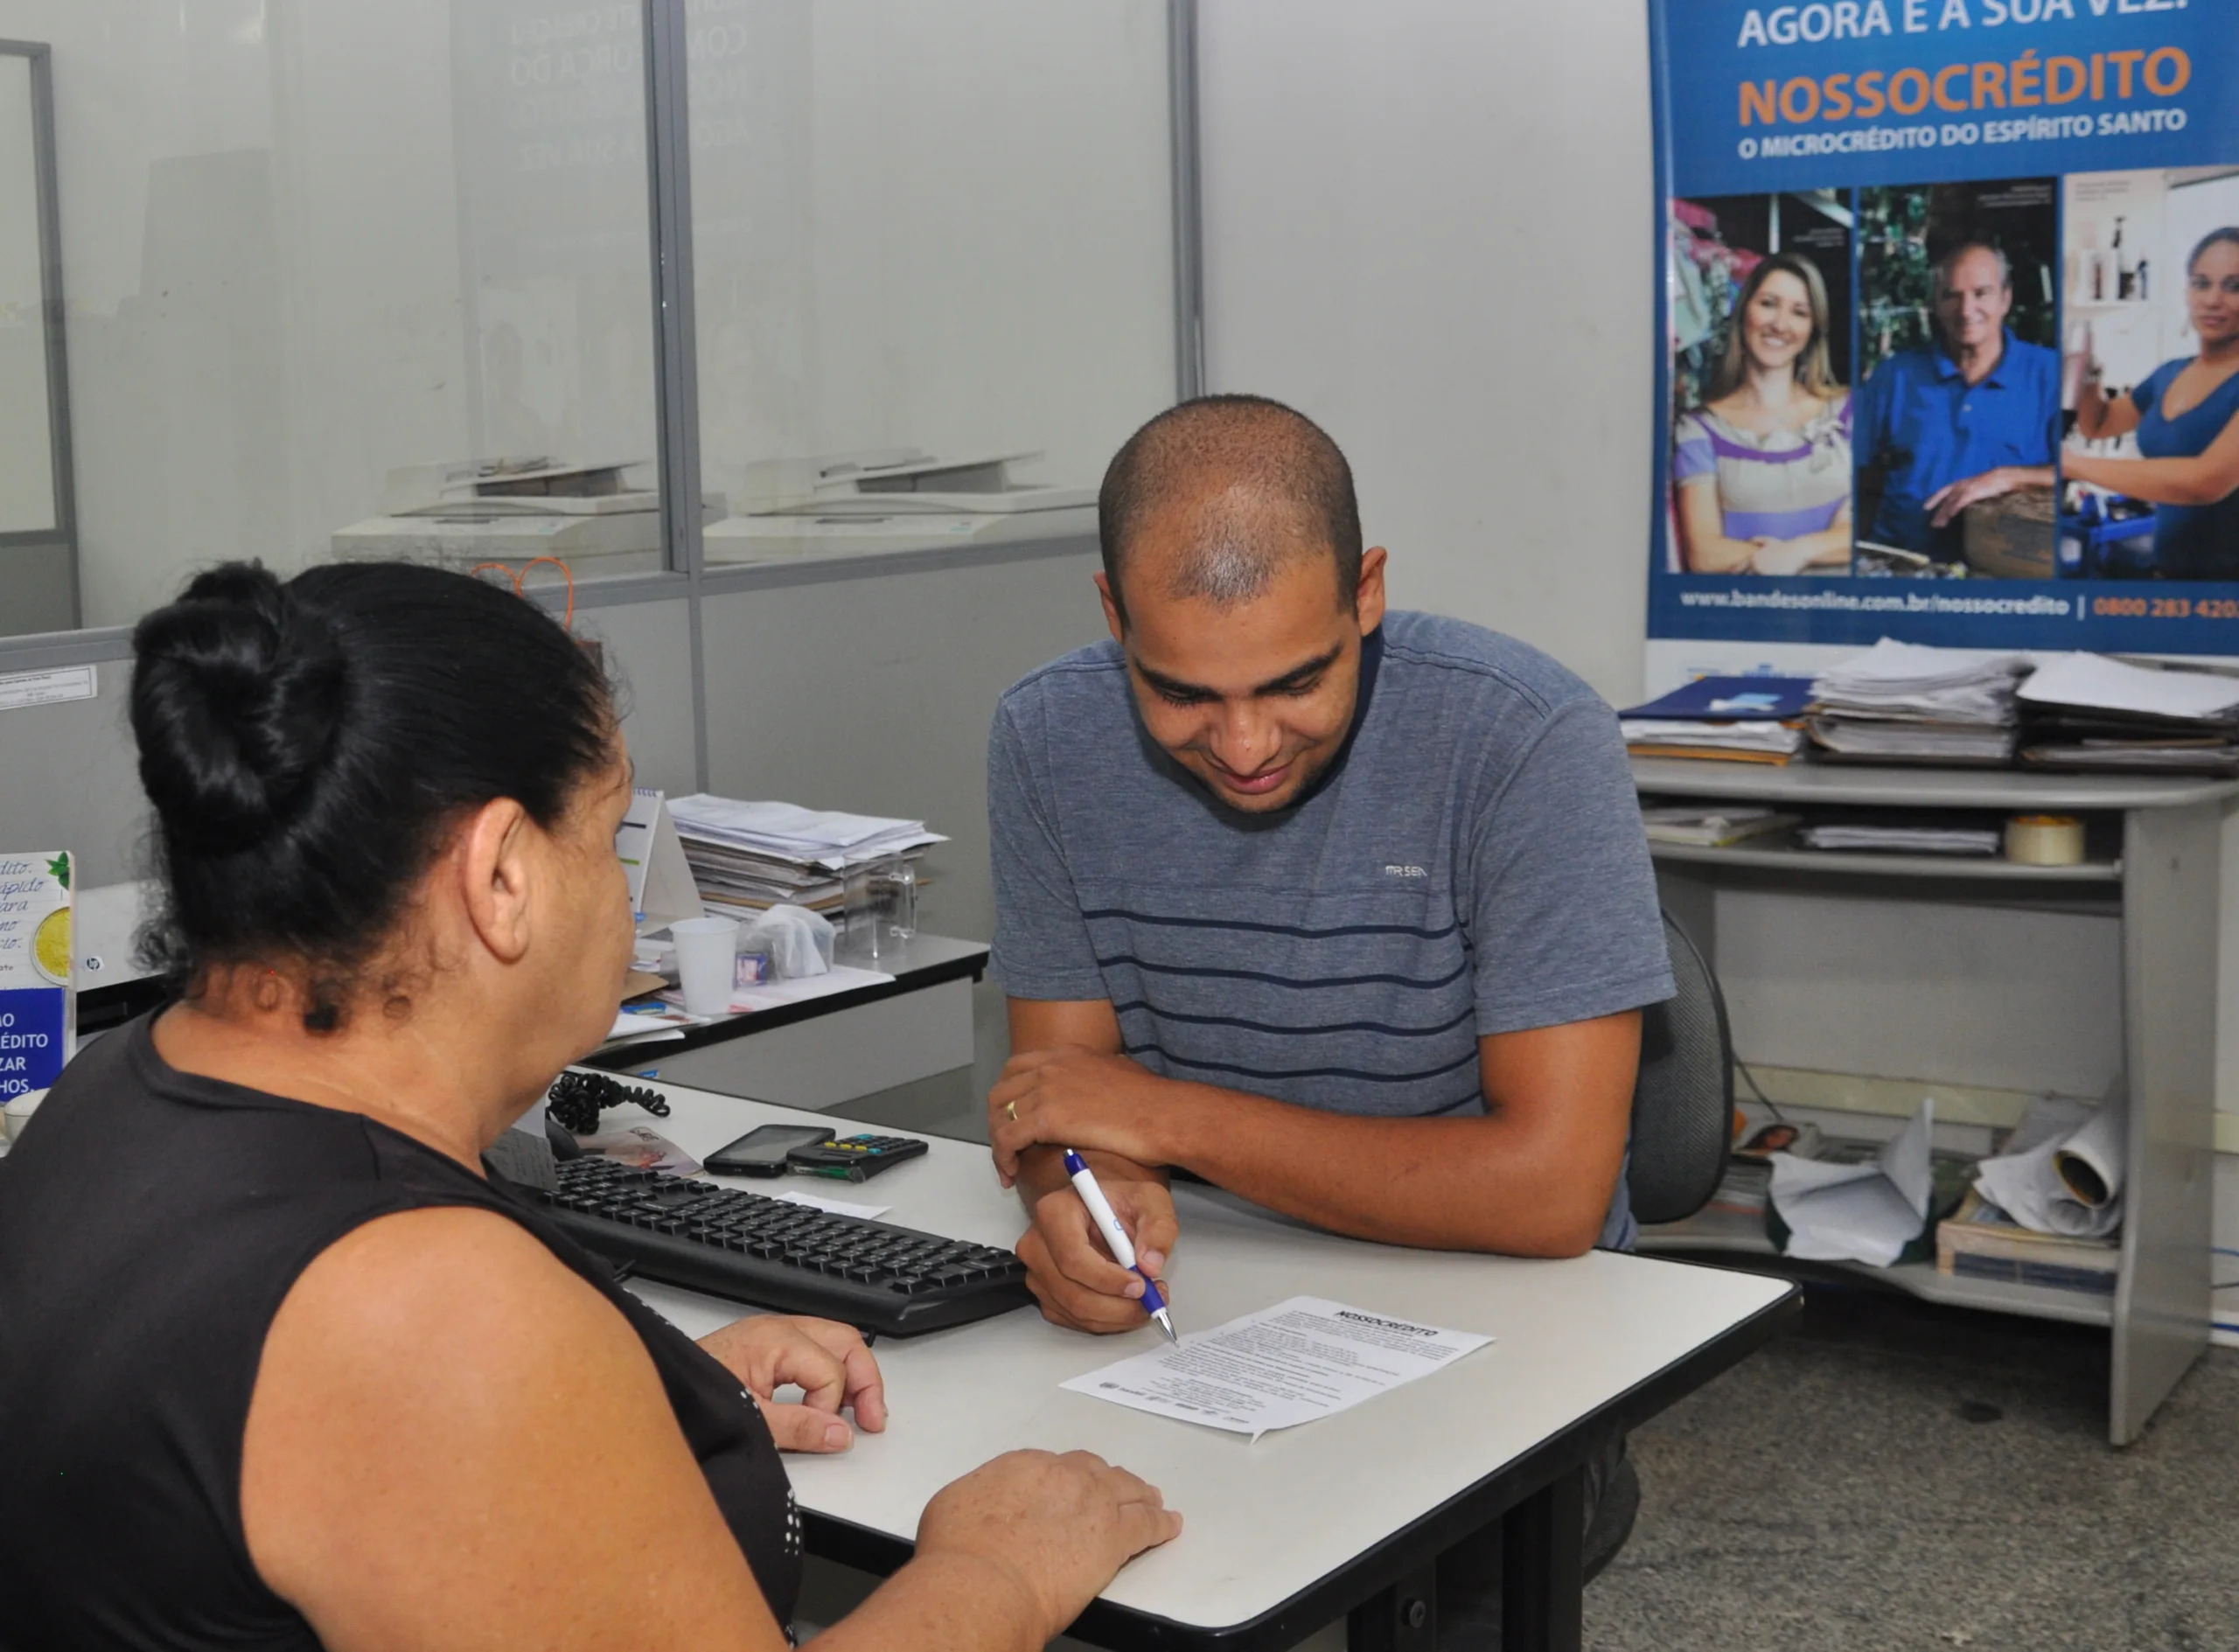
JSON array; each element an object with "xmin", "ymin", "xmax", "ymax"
[{"xmin": 1587, "ymin": 1281, "xmax": 2239, "ymax": 1652}]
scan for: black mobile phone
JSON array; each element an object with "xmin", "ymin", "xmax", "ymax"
[{"xmin": 704, "ymin": 1124, "xmax": 832, "ymax": 1177}]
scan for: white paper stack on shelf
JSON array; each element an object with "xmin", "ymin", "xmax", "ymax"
[
  {"xmin": 1804, "ymin": 721, "xmax": 2018, "ymax": 763},
  {"xmin": 1807, "ymin": 638, "xmax": 2026, "ymax": 764},
  {"xmin": 1796, "ymin": 821, "xmax": 2000, "ymax": 855},
  {"xmin": 2017, "ymin": 653, "xmax": 2239, "ymax": 776},
  {"xmin": 1617, "ymin": 719, "xmax": 1803, "ymax": 759},
  {"xmin": 1639, "ymin": 805, "xmax": 1798, "ymax": 847},
  {"xmin": 667, "ymin": 795, "xmax": 945, "ymax": 917}
]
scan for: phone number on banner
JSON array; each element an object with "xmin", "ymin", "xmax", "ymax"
[{"xmin": 2091, "ymin": 596, "xmax": 2239, "ymax": 623}]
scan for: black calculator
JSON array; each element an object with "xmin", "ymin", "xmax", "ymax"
[{"xmin": 785, "ymin": 1133, "xmax": 930, "ymax": 1181}]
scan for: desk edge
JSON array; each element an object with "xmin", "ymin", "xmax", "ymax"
[
  {"xmin": 800, "ymin": 1272, "xmax": 1801, "ymax": 1651},
  {"xmin": 582, "ymin": 946, "xmax": 989, "ymax": 1070}
]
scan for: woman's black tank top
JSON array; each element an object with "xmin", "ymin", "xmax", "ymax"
[{"xmin": 0, "ymin": 1014, "xmax": 802, "ymax": 1649}]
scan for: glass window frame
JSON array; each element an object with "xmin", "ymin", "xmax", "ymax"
[
  {"xmin": 0, "ymin": 0, "xmax": 1203, "ymax": 792},
  {"xmin": 0, "ymin": 37, "xmax": 78, "ymax": 629}
]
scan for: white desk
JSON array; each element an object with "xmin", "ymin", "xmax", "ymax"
[{"xmin": 586, "ymin": 1078, "xmax": 1796, "ymax": 1651}]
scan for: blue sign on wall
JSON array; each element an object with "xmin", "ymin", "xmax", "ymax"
[
  {"xmin": 0, "ymin": 986, "xmax": 67, "ymax": 1098},
  {"xmin": 1649, "ymin": 0, "xmax": 2239, "ymax": 653}
]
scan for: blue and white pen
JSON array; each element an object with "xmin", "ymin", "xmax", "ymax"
[{"xmin": 1062, "ymin": 1149, "xmax": 1178, "ymax": 1342}]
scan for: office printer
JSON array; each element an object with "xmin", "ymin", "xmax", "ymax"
[
  {"xmin": 331, "ymin": 458, "xmax": 725, "ymax": 573},
  {"xmin": 701, "ymin": 449, "xmax": 1093, "ymax": 562}
]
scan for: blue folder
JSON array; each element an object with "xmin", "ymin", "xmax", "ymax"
[{"xmin": 1619, "ymin": 676, "xmax": 1817, "ymax": 721}]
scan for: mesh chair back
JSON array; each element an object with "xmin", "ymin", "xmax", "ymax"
[{"xmin": 1626, "ymin": 911, "xmax": 1733, "ymax": 1225}]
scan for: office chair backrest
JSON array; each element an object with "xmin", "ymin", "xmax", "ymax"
[{"xmin": 1626, "ymin": 911, "xmax": 1733, "ymax": 1226}]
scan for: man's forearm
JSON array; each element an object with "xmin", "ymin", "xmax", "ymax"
[
  {"xmin": 1154, "ymin": 1082, "xmax": 1619, "ymax": 1258},
  {"xmin": 994, "ymin": 1010, "xmax": 1638, "ymax": 1260},
  {"xmin": 1012, "ymin": 1143, "xmax": 1073, "ymax": 1205},
  {"xmin": 1012, "ymin": 1145, "xmax": 1169, "ymax": 1222}
]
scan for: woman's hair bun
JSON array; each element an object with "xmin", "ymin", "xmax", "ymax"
[{"xmin": 130, "ymin": 562, "xmax": 348, "ymax": 854}]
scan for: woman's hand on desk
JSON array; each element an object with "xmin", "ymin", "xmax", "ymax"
[
  {"xmin": 917, "ymin": 1451, "xmax": 1182, "ymax": 1639},
  {"xmin": 697, "ymin": 1314, "xmax": 887, "ymax": 1452},
  {"xmin": 819, "ymin": 1449, "xmax": 1181, "ymax": 1652}
]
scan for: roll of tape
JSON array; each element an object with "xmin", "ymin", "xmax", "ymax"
[{"xmin": 2005, "ymin": 813, "xmax": 2084, "ymax": 867}]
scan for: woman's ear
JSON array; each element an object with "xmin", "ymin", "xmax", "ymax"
[{"xmin": 457, "ymin": 798, "xmax": 537, "ymax": 965}]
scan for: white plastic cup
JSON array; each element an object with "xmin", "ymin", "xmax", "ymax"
[
  {"xmin": 671, "ymin": 916, "xmax": 742, "ymax": 1016},
  {"xmin": 2, "ymin": 1091, "xmax": 45, "ymax": 1143}
]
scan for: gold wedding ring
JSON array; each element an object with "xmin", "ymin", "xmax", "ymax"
[{"xmin": 1004, "ymin": 1100, "xmax": 1018, "ymax": 1121}]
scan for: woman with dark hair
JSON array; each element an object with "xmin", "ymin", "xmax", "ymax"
[
  {"xmin": 0, "ymin": 561, "xmax": 1177, "ymax": 1649},
  {"xmin": 2068, "ymin": 227, "xmax": 2239, "ymax": 579},
  {"xmin": 1673, "ymin": 252, "xmax": 1854, "ymax": 575}
]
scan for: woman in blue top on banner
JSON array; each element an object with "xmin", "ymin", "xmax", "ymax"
[
  {"xmin": 2068, "ymin": 228, "xmax": 2239, "ymax": 581},
  {"xmin": 1672, "ymin": 252, "xmax": 1854, "ymax": 576}
]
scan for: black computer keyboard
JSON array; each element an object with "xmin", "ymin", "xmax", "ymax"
[{"xmin": 534, "ymin": 1157, "xmax": 1034, "ymax": 1335}]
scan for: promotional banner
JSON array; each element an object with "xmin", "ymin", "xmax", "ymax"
[
  {"xmin": 0, "ymin": 850, "xmax": 72, "ymax": 1107},
  {"xmin": 1649, "ymin": 0, "xmax": 2239, "ymax": 666}
]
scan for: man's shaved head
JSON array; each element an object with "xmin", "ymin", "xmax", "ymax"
[{"xmin": 1097, "ymin": 394, "xmax": 1363, "ymax": 628}]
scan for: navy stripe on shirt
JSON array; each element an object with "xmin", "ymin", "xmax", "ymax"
[
  {"xmin": 1112, "ymin": 1000, "xmax": 1476, "ymax": 1039},
  {"xmin": 1123, "ymin": 1042, "xmax": 1482, "ymax": 1086},
  {"xmin": 1094, "ymin": 953, "xmax": 1472, "ymax": 991},
  {"xmin": 1083, "ymin": 908, "xmax": 1461, "ymax": 943}
]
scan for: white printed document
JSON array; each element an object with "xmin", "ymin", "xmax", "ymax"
[
  {"xmin": 1062, "ymin": 1295, "xmax": 1491, "ymax": 1440},
  {"xmin": 1768, "ymin": 1098, "xmax": 1936, "ymax": 1267}
]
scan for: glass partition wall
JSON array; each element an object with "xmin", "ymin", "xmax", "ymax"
[
  {"xmin": 0, "ymin": 0, "xmax": 1185, "ymax": 640},
  {"xmin": 1, "ymin": 1, "xmax": 665, "ymax": 635},
  {"xmin": 687, "ymin": 0, "xmax": 1177, "ymax": 565},
  {"xmin": 0, "ymin": 39, "xmax": 73, "ymax": 632}
]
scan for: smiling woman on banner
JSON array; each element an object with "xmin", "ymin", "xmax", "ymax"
[
  {"xmin": 2067, "ymin": 227, "xmax": 2239, "ymax": 582},
  {"xmin": 1672, "ymin": 251, "xmax": 1855, "ymax": 576}
]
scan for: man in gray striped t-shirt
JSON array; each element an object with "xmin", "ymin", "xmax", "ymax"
[{"xmin": 987, "ymin": 395, "xmax": 1673, "ymax": 1338}]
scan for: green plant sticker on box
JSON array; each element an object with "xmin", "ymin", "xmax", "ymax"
[{"xmin": 0, "ymin": 850, "xmax": 74, "ymax": 1100}]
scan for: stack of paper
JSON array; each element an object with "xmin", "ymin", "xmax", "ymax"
[
  {"xmin": 1621, "ymin": 676, "xmax": 1813, "ymax": 764},
  {"xmin": 2017, "ymin": 654, "xmax": 2239, "ymax": 776},
  {"xmin": 1804, "ymin": 721, "xmax": 2017, "ymax": 763},
  {"xmin": 1813, "ymin": 639, "xmax": 2026, "ymax": 722},
  {"xmin": 1936, "ymin": 1189, "xmax": 2117, "ymax": 1297},
  {"xmin": 668, "ymin": 795, "xmax": 945, "ymax": 917},
  {"xmin": 1808, "ymin": 638, "xmax": 2026, "ymax": 765},
  {"xmin": 1638, "ymin": 805, "xmax": 1798, "ymax": 847},
  {"xmin": 1620, "ymin": 720, "xmax": 1803, "ymax": 761},
  {"xmin": 1797, "ymin": 821, "xmax": 2000, "ymax": 855}
]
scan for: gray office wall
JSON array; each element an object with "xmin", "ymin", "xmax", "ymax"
[
  {"xmin": 579, "ymin": 598, "xmax": 696, "ymax": 801},
  {"xmin": 701, "ymin": 539, "xmax": 1109, "ymax": 944},
  {"xmin": 0, "ymin": 662, "xmax": 145, "ymax": 885},
  {"xmin": 1714, "ymin": 891, "xmax": 2124, "ymax": 1098}
]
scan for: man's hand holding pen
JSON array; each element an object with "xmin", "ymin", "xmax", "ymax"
[{"xmin": 992, "ymin": 1050, "xmax": 1188, "ymax": 1336}]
